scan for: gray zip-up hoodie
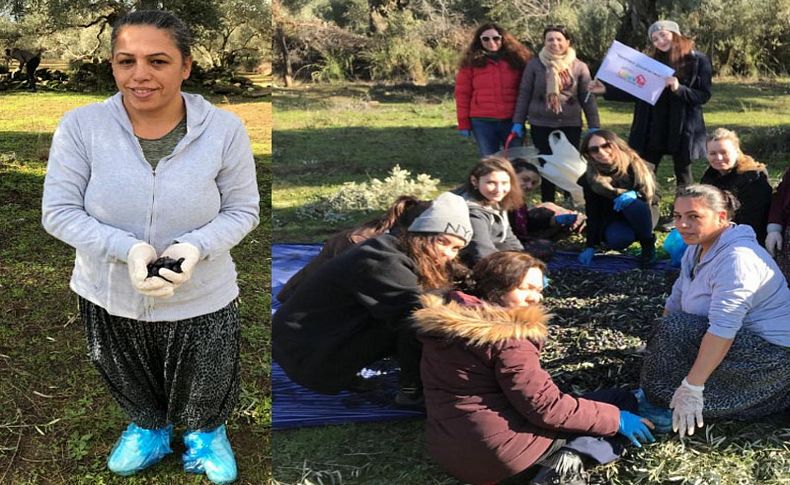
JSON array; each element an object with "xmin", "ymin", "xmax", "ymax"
[
  {"xmin": 42, "ymin": 92, "xmax": 260, "ymax": 321},
  {"xmin": 666, "ymin": 224, "xmax": 790, "ymax": 347}
]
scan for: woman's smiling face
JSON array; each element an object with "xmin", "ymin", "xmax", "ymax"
[{"xmin": 112, "ymin": 25, "xmax": 192, "ymax": 118}]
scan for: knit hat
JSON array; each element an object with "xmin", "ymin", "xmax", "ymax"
[
  {"xmin": 648, "ymin": 20, "xmax": 681, "ymax": 40},
  {"xmin": 408, "ymin": 192, "xmax": 473, "ymax": 245}
]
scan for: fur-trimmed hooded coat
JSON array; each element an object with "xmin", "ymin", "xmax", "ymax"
[{"xmin": 414, "ymin": 292, "xmax": 621, "ymax": 485}]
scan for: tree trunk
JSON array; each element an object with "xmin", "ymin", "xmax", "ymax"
[{"xmin": 275, "ymin": 24, "xmax": 293, "ymax": 87}]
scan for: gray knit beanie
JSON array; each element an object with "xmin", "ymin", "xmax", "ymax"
[
  {"xmin": 648, "ymin": 20, "xmax": 681, "ymax": 40},
  {"xmin": 407, "ymin": 192, "xmax": 473, "ymax": 245}
]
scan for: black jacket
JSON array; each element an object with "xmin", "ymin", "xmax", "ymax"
[
  {"xmin": 603, "ymin": 51, "xmax": 712, "ymax": 162},
  {"xmin": 700, "ymin": 167, "xmax": 772, "ymax": 245},
  {"xmin": 272, "ymin": 234, "xmax": 423, "ymax": 393},
  {"xmin": 578, "ymin": 168, "xmax": 660, "ymax": 248}
]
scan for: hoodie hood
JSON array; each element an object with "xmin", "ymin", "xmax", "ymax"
[
  {"xmin": 413, "ymin": 293, "xmax": 550, "ymax": 346},
  {"xmin": 105, "ymin": 91, "xmax": 216, "ymax": 142},
  {"xmin": 700, "ymin": 224, "xmax": 756, "ymax": 262}
]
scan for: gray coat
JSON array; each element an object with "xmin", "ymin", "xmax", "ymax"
[{"xmin": 512, "ymin": 58, "xmax": 600, "ymax": 129}]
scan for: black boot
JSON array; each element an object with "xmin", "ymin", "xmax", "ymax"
[{"xmin": 638, "ymin": 237, "xmax": 657, "ymax": 268}]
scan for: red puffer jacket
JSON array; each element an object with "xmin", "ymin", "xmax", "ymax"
[{"xmin": 455, "ymin": 59, "xmax": 523, "ymax": 130}]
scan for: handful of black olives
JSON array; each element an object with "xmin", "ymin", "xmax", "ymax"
[{"xmin": 147, "ymin": 257, "xmax": 185, "ymax": 281}]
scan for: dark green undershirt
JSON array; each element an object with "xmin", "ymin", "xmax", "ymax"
[{"xmin": 137, "ymin": 117, "xmax": 187, "ymax": 170}]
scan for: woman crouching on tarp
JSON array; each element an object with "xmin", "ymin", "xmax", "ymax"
[{"xmin": 415, "ymin": 251, "xmax": 655, "ymax": 484}]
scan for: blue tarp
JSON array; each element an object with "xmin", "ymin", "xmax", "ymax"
[{"xmin": 271, "ymin": 243, "xmax": 674, "ymax": 429}]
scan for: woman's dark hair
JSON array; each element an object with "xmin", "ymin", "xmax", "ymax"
[
  {"xmin": 675, "ymin": 184, "xmax": 740, "ymax": 221},
  {"xmin": 472, "ymin": 251, "xmax": 546, "ymax": 305},
  {"xmin": 543, "ymin": 24, "xmax": 573, "ymax": 43},
  {"xmin": 111, "ymin": 10, "xmax": 193, "ymax": 59},
  {"xmin": 460, "ymin": 156, "xmax": 524, "ymax": 211},
  {"xmin": 511, "ymin": 158, "xmax": 541, "ymax": 176},
  {"xmin": 459, "ymin": 22, "xmax": 532, "ymax": 70}
]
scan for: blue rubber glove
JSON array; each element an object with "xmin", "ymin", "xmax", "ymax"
[
  {"xmin": 510, "ymin": 122, "xmax": 524, "ymax": 138},
  {"xmin": 613, "ymin": 190, "xmax": 638, "ymax": 212},
  {"xmin": 554, "ymin": 213, "xmax": 578, "ymax": 226},
  {"xmin": 618, "ymin": 410, "xmax": 656, "ymax": 448},
  {"xmin": 458, "ymin": 129, "xmax": 471, "ymax": 137},
  {"xmin": 578, "ymin": 247, "xmax": 595, "ymax": 266},
  {"xmin": 183, "ymin": 424, "xmax": 237, "ymax": 484}
]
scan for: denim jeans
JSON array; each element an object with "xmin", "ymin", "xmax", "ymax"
[
  {"xmin": 471, "ymin": 119, "xmax": 521, "ymax": 157},
  {"xmin": 603, "ymin": 198, "xmax": 655, "ymax": 250}
]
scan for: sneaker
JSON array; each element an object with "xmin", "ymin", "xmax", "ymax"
[
  {"xmin": 183, "ymin": 424, "xmax": 238, "ymax": 484},
  {"xmin": 107, "ymin": 423, "xmax": 173, "ymax": 476},
  {"xmin": 530, "ymin": 450, "xmax": 588, "ymax": 485},
  {"xmin": 394, "ymin": 386, "xmax": 425, "ymax": 409},
  {"xmin": 633, "ymin": 388, "xmax": 673, "ymax": 433}
]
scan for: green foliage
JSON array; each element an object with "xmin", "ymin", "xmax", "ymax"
[{"xmin": 295, "ymin": 165, "xmax": 441, "ymax": 222}]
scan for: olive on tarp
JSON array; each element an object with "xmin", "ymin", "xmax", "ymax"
[{"xmin": 146, "ymin": 257, "xmax": 185, "ymax": 282}]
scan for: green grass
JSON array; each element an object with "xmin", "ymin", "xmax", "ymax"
[
  {"xmin": 0, "ymin": 86, "xmax": 271, "ymax": 484},
  {"xmin": 271, "ymin": 78, "xmax": 790, "ymax": 484}
]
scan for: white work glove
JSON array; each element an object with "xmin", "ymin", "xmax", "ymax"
[
  {"xmin": 765, "ymin": 224, "xmax": 783, "ymax": 257},
  {"xmin": 127, "ymin": 242, "xmax": 175, "ymax": 298},
  {"xmin": 157, "ymin": 242, "xmax": 201, "ymax": 289},
  {"xmin": 670, "ymin": 377, "xmax": 705, "ymax": 437}
]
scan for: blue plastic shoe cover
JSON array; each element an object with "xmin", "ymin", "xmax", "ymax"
[
  {"xmin": 107, "ymin": 422, "xmax": 173, "ymax": 476},
  {"xmin": 183, "ymin": 424, "xmax": 238, "ymax": 484},
  {"xmin": 663, "ymin": 228, "xmax": 687, "ymax": 267},
  {"xmin": 633, "ymin": 388, "xmax": 673, "ymax": 433}
]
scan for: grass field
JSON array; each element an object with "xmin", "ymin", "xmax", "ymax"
[
  {"xmin": 271, "ymin": 78, "xmax": 790, "ymax": 484},
  {"xmin": 0, "ymin": 85, "xmax": 272, "ymax": 483}
]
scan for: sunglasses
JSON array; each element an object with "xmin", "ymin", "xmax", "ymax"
[
  {"xmin": 586, "ymin": 141, "xmax": 612, "ymax": 154},
  {"xmin": 480, "ymin": 35, "xmax": 502, "ymax": 43}
]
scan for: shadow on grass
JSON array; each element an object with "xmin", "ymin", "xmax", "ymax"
[{"xmin": 0, "ymin": 131, "xmax": 53, "ymax": 162}]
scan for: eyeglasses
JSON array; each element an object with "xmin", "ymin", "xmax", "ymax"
[
  {"xmin": 586, "ymin": 142, "xmax": 612, "ymax": 154},
  {"xmin": 480, "ymin": 35, "xmax": 502, "ymax": 43}
]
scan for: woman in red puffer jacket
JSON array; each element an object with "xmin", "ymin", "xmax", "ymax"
[{"xmin": 455, "ymin": 23, "xmax": 532, "ymax": 157}]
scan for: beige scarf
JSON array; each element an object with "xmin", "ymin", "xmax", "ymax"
[{"xmin": 538, "ymin": 46, "xmax": 577, "ymax": 114}]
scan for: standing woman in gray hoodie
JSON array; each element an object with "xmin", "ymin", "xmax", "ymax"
[{"xmin": 41, "ymin": 10, "xmax": 259, "ymax": 484}]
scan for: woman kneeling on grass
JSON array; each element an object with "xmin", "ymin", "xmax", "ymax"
[
  {"xmin": 415, "ymin": 251, "xmax": 654, "ymax": 485},
  {"xmin": 577, "ymin": 130, "xmax": 659, "ymax": 267},
  {"xmin": 41, "ymin": 10, "xmax": 259, "ymax": 483},
  {"xmin": 640, "ymin": 184, "xmax": 790, "ymax": 438},
  {"xmin": 273, "ymin": 192, "xmax": 472, "ymax": 406}
]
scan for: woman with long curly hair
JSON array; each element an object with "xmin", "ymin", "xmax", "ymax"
[
  {"xmin": 577, "ymin": 130, "xmax": 659, "ymax": 266},
  {"xmin": 455, "ymin": 22, "xmax": 532, "ymax": 156},
  {"xmin": 589, "ymin": 20, "xmax": 712, "ymax": 193},
  {"xmin": 700, "ymin": 128, "xmax": 773, "ymax": 245},
  {"xmin": 272, "ymin": 192, "xmax": 472, "ymax": 406}
]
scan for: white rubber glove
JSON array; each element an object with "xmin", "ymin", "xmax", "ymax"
[
  {"xmin": 765, "ymin": 224, "xmax": 783, "ymax": 257},
  {"xmin": 670, "ymin": 378, "xmax": 705, "ymax": 437},
  {"xmin": 127, "ymin": 242, "xmax": 175, "ymax": 298},
  {"xmin": 157, "ymin": 242, "xmax": 201, "ymax": 289}
]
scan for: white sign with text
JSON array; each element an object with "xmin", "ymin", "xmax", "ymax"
[{"xmin": 595, "ymin": 40, "xmax": 675, "ymax": 105}]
